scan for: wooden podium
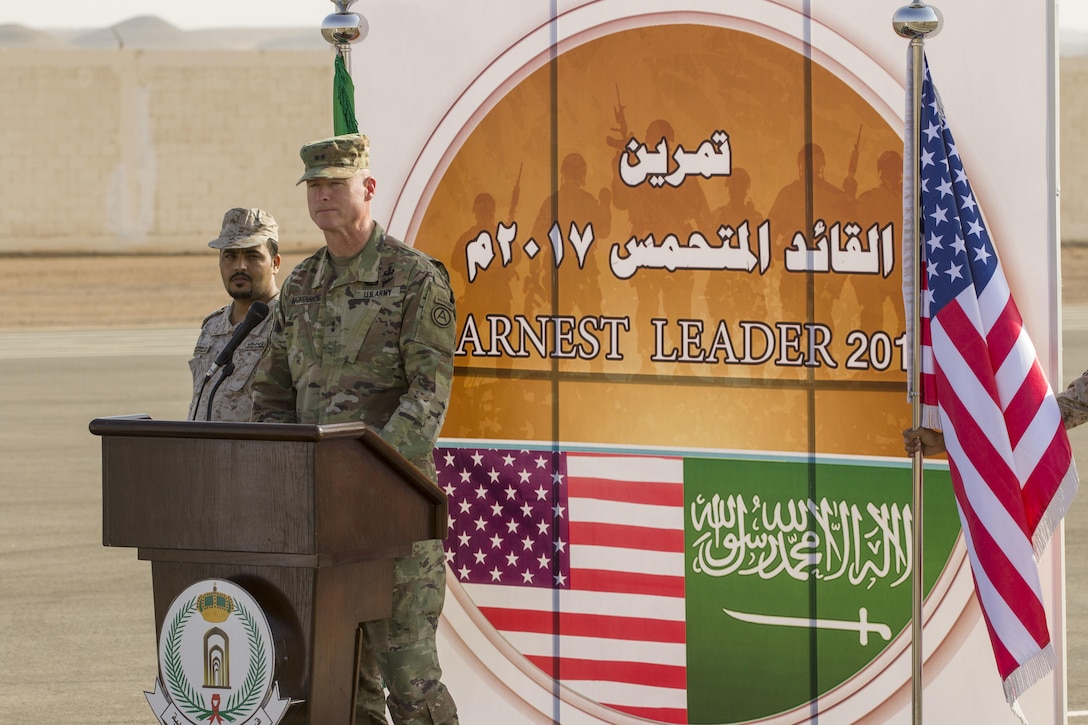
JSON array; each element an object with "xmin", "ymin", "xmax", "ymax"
[{"xmin": 90, "ymin": 416, "xmax": 447, "ymax": 725}]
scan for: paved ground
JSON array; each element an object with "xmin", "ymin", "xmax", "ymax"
[{"xmin": 1, "ymin": 251, "xmax": 1087, "ymax": 723}]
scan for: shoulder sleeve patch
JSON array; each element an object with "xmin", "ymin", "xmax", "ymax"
[{"xmin": 412, "ymin": 274, "xmax": 456, "ymax": 353}]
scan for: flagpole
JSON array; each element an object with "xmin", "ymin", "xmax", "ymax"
[
  {"xmin": 893, "ymin": 3, "xmax": 940, "ymax": 724},
  {"xmin": 323, "ymin": 0, "xmax": 368, "ymax": 76}
]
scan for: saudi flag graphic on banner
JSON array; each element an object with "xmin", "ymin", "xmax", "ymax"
[{"xmin": 436, "ymin": 445, "xmax": 960, "ymax": 724}]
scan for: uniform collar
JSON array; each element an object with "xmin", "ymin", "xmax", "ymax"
[{"xmin": 316, "ymin": 222, "xmax": 386, "ymax": 287}]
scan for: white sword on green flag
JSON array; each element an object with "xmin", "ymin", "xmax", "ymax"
[{"xmin": 723, "ymin": 606, "xmax": 893, "ymax": 646}]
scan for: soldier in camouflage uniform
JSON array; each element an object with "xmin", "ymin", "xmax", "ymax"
[
  {"xmin": 188, "ymin": 207, "xmax": 281, "ymax": 421},
  {"xmin": 1059, "ymin": 372, "xmax": 1088, "ymax": 429},
  {"xmin": 904, "ymin": 371, "xmax": 1088, "ymax": 455},
  {"xmin": 251, "ymin": 134, "xmax": 458, "ymax": 725}
]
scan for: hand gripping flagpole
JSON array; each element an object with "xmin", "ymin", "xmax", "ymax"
[
  {"xmin": 323, "ymin": 0, "xmax": 368, "ymax": 76},
  {"xmin": 892, "ymin": 4, "xmax": 941, "ymax": 724}
]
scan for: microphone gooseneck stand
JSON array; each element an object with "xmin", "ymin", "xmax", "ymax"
[{"xmin": 203, "ymin": 362, "xmax": 236, "ymax": 422}]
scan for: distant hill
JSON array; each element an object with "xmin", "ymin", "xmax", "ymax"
[
  {"xmin": 0, "ymin": 23, "xmax": 58, "ymax": 47},
  {"xmin": 4, "ymin": 15, "xmax": 1088, "ymax": 54}
]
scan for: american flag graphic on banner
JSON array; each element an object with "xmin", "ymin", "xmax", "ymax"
[
  {"xmin": 436, "ymin": 446, "xmax": 687, "ymax": 723},
  {"xmin": 905, "ymin": 55, "xmax": 1079, "ymax": 704}
]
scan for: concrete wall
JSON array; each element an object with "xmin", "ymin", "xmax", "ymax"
[
  {"xmin": 2, "ymin": 42, "xmax": 1087, "ymax": 254},
  {"xmin": 0, "ymin": 47, "xmax": 332, "ymax": 254},
  {"xmin": 1063, "ymin": 55, "xmax": 1088, "ymax": 243}
]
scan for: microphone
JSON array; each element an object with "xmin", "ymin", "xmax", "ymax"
[{"xmin": 203, "ymin": 301, "xmax": 270, "ymax": 380}]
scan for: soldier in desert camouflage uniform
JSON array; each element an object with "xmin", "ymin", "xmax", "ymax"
[
  {"xmin": 251, "ymin": 134, "xmax": 458, "ymax": 725},
  {"xmin": 1056, "ymin": 372, "xmax": 1088, "ymax": 429},
  {"xmin": 904, "ymin": 371, "xmax": 1088, "ymax": 455},
  {"xmin": 188, "ymin": 207, "xmax": 281, "ymax": 421}
]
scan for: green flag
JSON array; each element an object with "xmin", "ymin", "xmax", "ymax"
[{"xmin": 333, "ymin": 54, "xmax": 359, "ymax": 135}]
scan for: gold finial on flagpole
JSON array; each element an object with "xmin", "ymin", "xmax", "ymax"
[{"xmin": 323, "ymin": 0, "xmax": 369, "ymax": 73}]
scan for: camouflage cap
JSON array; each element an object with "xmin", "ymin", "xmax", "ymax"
[
  {"xmin": 297, "ymin": 133, "xmax": 370, "ymax": 185},
  {"xmin": 208, "ymin": 208, "xmax": 279, "ymax": 250}
]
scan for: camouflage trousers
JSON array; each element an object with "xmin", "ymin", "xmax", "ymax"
[{"xmin": 355, "ymin": 539, "xmax": 459, "ymax": 725}]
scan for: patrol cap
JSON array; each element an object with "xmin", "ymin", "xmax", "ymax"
[
  {"xmin": 208, "ymin": 208, "xmax": 279, "ymax": 250},
  {"xmin": 297, "ymin": 133, "xmax": 370, "ymax": 185}
]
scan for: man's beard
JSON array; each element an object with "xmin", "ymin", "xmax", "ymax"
[
  {"xmin": 228, "ymin": 275, "xmax": 253, "ymax": 300},
  {"xmin": 228, "ymin": 286, "xmax": 254, "ymax": 301}
]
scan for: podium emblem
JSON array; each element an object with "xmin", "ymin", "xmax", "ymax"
[{"xmin": 145, "ymin": 579, "xmax": 292, "ymax": 725}]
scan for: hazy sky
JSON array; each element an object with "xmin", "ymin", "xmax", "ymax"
[{"xmin": 2, "ymin": 0, "xmax": 1088, "ymax": 32}]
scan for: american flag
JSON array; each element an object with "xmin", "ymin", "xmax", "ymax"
[
  {"xmin": 905, "ymin": 56, "xmax": 1078, "ymax": 704},
  {"xmin": 437, "ymin": 446, "xmax": 687, "ymax": 723}
]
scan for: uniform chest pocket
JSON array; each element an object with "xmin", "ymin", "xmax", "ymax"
[
  {"xmin": 340, "ymin": 288, "xmax": 403, "ymax": 362},
  {"xmin": 224, "ymin": 339, "xmax": 268, "ymax": 389}
]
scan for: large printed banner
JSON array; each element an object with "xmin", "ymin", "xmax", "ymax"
[
  {"xmin": 420, "ymin": 19, "xmax": 907, "ymax": 454},
  {"xmin": 368, "ymin": 1, "xmax": 1057, "ymax": 722}
]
